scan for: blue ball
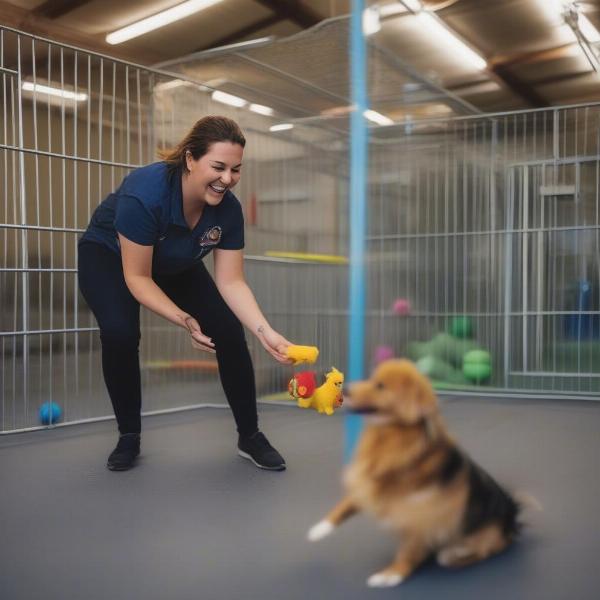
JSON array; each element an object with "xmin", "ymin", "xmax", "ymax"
[{"xmin": 39, "ymin": 401, "xmax": 62, "ymax": 425}]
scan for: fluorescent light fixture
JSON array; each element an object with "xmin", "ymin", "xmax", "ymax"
[
  {"xmin": 269, "ymin": 123, "xmax": 294, "ymax": 132},
  {"xmin": 211, "ymin": 90, "xmax": 247, "ymax": 107},
  {"xmin": 363, "ymin": 6, "xmax": 381, "ymax": 36},
  {"xmin": 364, "ymin": 109, "xmax": 394, "ymax": 126},
  {"xmin": 364, "ymin": 2, "xmax": 486, "ymax": 69},
  {"xmin": 22, "ymin": 81, "xmax": 88, "ymax": 101},
  {"xmin": 415, "ymin": 12, "xmax": 487, "ymax": 70},
  {"xmin": 154, "ymin": 79, "xmax": 190, "ymax": 92},
  {"xmin": 320, "ymin": 105, "xmax": 354, "ymax": 117},
  {"xmin": 154, "ymin": 79, "xmax": 213, "ymax": 94},
  {"xmin": 249, "ymin": 103, "xmax": 274, "ymax": 116},
  {"xmin": 106, "ymin": 0, "xmax": 223, "ymax": 45}
]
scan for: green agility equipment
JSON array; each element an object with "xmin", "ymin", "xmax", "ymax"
[
  {"xmin": 408, "ymin": 333, "xmax": 479, "ymax": 368},
  {"xmin": 449, "ymin": 316, "xmax": 474, "ymax": 338},
  {"xmin": 463, "ymin": 349, "xmax": 492, "ymax": 382},
  {"xmin": 416, "ymin": 356, "xmax": 469, "ymax": 385}
]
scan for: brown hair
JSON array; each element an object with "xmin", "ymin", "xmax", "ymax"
[{"xmin": 159, "ymin": 115, "xmax": 246, "ymax": 175}]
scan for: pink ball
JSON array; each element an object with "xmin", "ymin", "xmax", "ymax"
[
  {"xmin": 392, "ymin": 298, "xmax": 411, "ymax": 316},
  {"xmin": 374, "ymin": 345, "xmax": 394, "ymax": 365}
]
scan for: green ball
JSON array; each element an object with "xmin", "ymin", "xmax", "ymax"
[
  {"xmin": 449, "ymin": 316, "xmax": 473, "ymax": 338},
  {"xmin": 463, "ymin": 349, "xmax": 491, "ymax": 365},
  {"xmin": 463, "ymin": 349, "xmax": 491, "ymax": 382}
]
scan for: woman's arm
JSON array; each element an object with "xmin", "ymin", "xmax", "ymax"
[
  {"xmin": 213, "ymin": 248, "xmax": 292, "ymax": 363},
  {"xmin": 119, "ymin": 233, "xmax": 215, "ymax": 352}
]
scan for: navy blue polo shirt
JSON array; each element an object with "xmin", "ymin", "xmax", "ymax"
[{"xmin": 80, "ymin": 162, "xmax": 244, "ymax": 274}]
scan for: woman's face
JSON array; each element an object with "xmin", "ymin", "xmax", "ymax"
[{"xmin": 185, "ymin": 141, "xmax": 243, "ymax": 205}]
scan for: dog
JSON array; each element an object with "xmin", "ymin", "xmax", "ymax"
[{"xmin": 307, "ymin": 359, "xmax": 521, "ymax": 587}]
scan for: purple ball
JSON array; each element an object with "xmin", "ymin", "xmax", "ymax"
[
  {"xmin": 374, "ymin": 345, "xmax": 394, "ymax": 365},
  {"xmin": 392, "ymin": 298, "xmax": 411, "ymax": 316}
]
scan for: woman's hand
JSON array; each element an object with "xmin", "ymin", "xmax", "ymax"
[
  {"xmin": 257, "ymin": 326, "xmax": 293, "ymax": 364},
  {"xmin": 179, "ymin": 314, "xmax": 216, "ymax": 354}
]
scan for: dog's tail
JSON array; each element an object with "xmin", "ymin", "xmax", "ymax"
[{"xmin": 514, "ymin": 490, "xmax": 543, "ymax": 512}]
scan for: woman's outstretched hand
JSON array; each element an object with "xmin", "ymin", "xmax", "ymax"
[
  {"xmin": 257, "ymin": 326, "xmax": 294, "ymax": 364},
  {"xmin": 180, "ymin": 314, "xmax": 216, "ymax": 354}
]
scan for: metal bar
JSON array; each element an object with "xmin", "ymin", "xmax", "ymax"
[
  {"xmin": 522, "ymin": 166, "xmax": 529, "ymax": 371},
  {"xmin": 60, "ymin": 44, "xmax": 69, "ymax": 420},
  {"xmin": 437, "ymin": 390, "xmax": 599, "ymax": 401},
  {"xmin": 73, "ymin": 49, "xmax": 79, "ymax": 398},
  {"xmin": 47, "ymin": 41, "xmax": 54, "ymax": 410},
  {"xmin": 368, "ymin": 101, "xmax": 600, "ymax": 130},
  {"xmin": 0, "ymin": 268, "xmax": 78, "ymax": 272},
  {"xmin": 510, "ymin": 371, "xmax": 600, "ymax": 378},
  {"xmin": 366, "ymin": 223, "xmax": 600, "ymax": 240},
  {"xmin": 16, "ymin": 35, "xmax": 30, "ymax": 424},
  {"xmin": 0, "ymin": 143, "xmax": 143, "ymax": 169},
  {"xmin": 0, "ymin": 403, "xmax": 235, "ymax": 435},
  {"xmin": 508, "ymin": 155, "xmax": 600, "ymax": 167},
  {"xmin": 0, "ymin": 224, "xmax": 85, "ymax": 233},
  {"xmin": 1, "ymin": 27, "xmax": 7, "ymax": 429},
  {"xmin": 110, "ymin": 61, "xmax": 116, "ymax": 189},
  {"xmin": 32, "ymin": 37, "xmax": 42, "ymax": 399},
  {"xmin": 0, "ymin": 327, "xmax": 98, "ymax": 337},
  {"xmin": 503, "ymin": 168, "xmax": 515, "ymax": 388}
]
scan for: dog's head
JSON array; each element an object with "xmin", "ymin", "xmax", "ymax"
[
  {"xmin": 347, "ymin": 359, "xmax": 437, "ymax": 424},
  {"xmin": 325, "ymin": 366, "xmax": 344, "ymax": 388}
]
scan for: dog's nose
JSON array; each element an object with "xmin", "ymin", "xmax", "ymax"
[{"xmin": 342, "ymin": 386, "xmax": 350, "ymax": 397}]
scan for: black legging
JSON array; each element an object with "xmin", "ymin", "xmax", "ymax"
[{"xmin": 77, "ymin": 241, "xmax": 258, "ymax": 437}]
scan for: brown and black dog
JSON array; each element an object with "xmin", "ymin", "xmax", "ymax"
[{"xmin": 307, "ymin": 359, "xmax": 520, "ymax": 588}]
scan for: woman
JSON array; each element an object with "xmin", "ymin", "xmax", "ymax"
[{"xmin": 78, "ymin": 116, "xmax": 293, "ymax": 472}]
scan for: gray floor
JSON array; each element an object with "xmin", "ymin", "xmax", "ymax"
[{"xmin": 0, "ymin": 397, "xmax": 599, "ymax": 600}]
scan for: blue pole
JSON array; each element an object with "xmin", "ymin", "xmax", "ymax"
[{"xmin": 345, "ymin": 0, "xmax": 368, "ymax": 460}]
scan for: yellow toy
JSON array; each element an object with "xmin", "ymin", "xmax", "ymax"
[
  {"xmin": 288, "ymin": 367, "xmax": 344, "ymax": 415},
  {"xmin": 285, "ymin": 345, "xmax": 319, "ymax": 365}
]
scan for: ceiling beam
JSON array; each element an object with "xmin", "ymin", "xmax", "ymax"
[
  {"xmin": 33, "ymin": 0, "xmax": 93, "ymax": 20},
  {"xmin": 430, "ymin": 12, "xmax": 552, "ymax": 107},
  {"xmin": 488, "ymin": 63, "xmax": 547, "ymax": 107},
  {"xmin": 253, "ymin": 0, "xmax": 321, "ymax": 28},
  {"xmin": 195, "ymin": 13, "xmax": 282, "ymax": 52},
  {"xmin": 485, "ymin": 44, "xmax": 584, "ymax": 108},
  {"xmin": 490, "ymin": 43, "xmax": 579, "ymax": 68},
  {"xmin": 529, "ymin": 70, "xmax": 592, "ymax": 87}
]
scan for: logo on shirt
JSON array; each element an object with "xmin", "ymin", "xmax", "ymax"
[{"xmin": 199, "ymin": 226, "xmax": 222, "ymax": 247}]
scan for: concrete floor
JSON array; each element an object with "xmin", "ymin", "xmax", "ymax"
[{"xmin": 0, "ymin": 397, "xmax": 599, "ymax": 600}]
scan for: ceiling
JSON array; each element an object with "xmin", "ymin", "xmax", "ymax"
[{"xmin": 1, "ymin": 0, "xmax": 599, "ymax": 117}]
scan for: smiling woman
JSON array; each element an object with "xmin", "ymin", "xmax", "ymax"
[{"xmin": 77, "ymin": 116, "xmax": 296, "ymax": 473}]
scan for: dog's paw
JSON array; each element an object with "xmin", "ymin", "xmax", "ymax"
[
  {"xmin": 367, "ymin": 571, "xmax": 404, "ymax": 588},
  {"xmin": 307, "ymin": 519, "xmax": 334, "ymax": 542}
]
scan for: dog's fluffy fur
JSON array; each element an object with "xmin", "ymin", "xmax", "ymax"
[{"xmin": 308, "ymin": 359, "xmax": 520, "ymax": 588}]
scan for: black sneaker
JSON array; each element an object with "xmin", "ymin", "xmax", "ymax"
[
  {"xmin": 238, "ymin": 431, "xmax": 286, "ymax": 471},
  {"xmin": 107, "ymin": 433, "xmax": 140, "ymax": 471}
]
